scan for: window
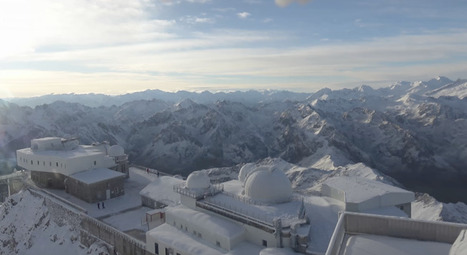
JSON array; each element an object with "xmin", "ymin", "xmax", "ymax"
[
  {"xmin": 37, "ymin": 160, "xmax": 39, "ymax": 165},
  {"xmin": 94, "ymin": 160, "xmax": 97, "ymax": 165},
  {"xmin": 31, "ymin": 160, "xmax": 33, "ymax": 165},
  {"xmin": 216, "ymin": 241, "xmax": 221, "ymax": 247},
  {"xmin": 50, "ymin": 162, "xmax": 52, "ymax": 166},
  {"xmin": 262, "ymin": 240, "xmax": 267, "ymax": 247},
  {"xmin": 56, "ymin": 162, "xmax": 58, "ymax": 167},
  {"xmin": 154, "ymin": 243, "xmax": 159, "ymax": 255},
  {"xmin": 43, "ymin": 161, "xmax": 45, "ymax": 166}
]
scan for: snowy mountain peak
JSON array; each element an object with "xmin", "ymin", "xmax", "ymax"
[
  {"xmin": 175, "ymin": 98, "xmax": 197, "ymax": 109},
  {"xmin": 425, "ymin": 76, "xmax": 453, "ymax": 87}
]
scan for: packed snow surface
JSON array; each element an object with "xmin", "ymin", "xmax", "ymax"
[
  {"xmin": 139, "ymin": 176, "xmax": 184, "ymax": 206},
  {"xmin": 340, "ymin": 234, "xmax": 451, "ymax": 255},
  {"xmin": 71, "ymin": 168, "xmax": 125, "ymax": 184},
  {"xmin": 323, "ymin": 177, "xmax": 414, "ymax": 204},
  {"xmin": 147, "ymin": 224, "xmax": 262, "ymax": 255}
]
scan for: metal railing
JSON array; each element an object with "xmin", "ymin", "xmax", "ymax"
[{"xmin": 173, "ymin": 183, "xmax": 224, "ymax": 200}]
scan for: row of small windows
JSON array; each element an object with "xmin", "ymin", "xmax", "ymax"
[
  {"xmin": 19, "ymin": 157, "xmax": 98, "ymax": 169},
  {"xmin": 18, "ymin": 157, "xmax": 66, "ymax": 169}
]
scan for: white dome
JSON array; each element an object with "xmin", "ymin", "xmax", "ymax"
[
  {"xmin": 238, "ymin": 163, "xmax": 262, "ymax": 183},
  {"xmin": 186, "ymin": 171, "xmax": 210, "ymax": 189},
  {"xmin": 244, "ymin": 167, "xmax": 292, "ymax": 204},
  {"xmin": 108, "ymin": 145, "xmax": 125, "ymax": 156}
]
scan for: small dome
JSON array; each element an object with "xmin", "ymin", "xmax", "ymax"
[
  {"xmin": 244, "ymin": 167, "xmax": 292, "ymax": 204},
  {"xmin": 186, "ymin": 171, "xmax": 210, "ymax": 189},
  {"xmin": 108, "ymin": 145, "xmax": 125, "ymax": 156}
]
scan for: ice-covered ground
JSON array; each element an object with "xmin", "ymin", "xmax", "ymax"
[{"xmin": 0, "ymin": 190, "xmax": 110, "ymax": 255}]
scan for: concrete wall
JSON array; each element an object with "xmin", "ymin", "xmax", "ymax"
[
  {"xmin": 243, "ymin": 223, "xmax": 278, "ymax": 248},
  {"xmin": 321, "ymin": 184, "xmax": 346, "ymax": 203},
  {"xmin": 344, "ymin": 213, "xmax": 466, "ymax": 243},
  {"xmin": 17, "ymin": 150, "xmax": 116, "ymax": 176},
  {"xmin": 66, "ymin": 175, "xmax": 125, "ymax": 203},
  {"xmin": 81, "ymin": 216, "xmax": 147, "ymax": 255},
  {"xmin": 325, "ymin": 212, "xmax": 467, "ymax": 255},
  {"xmin": 141, "ymin": 196, "xmax": 168, "ymax": 210},
  {"xmin": 165, "ymin": 209, "xmax": 240, "ymax": 251},
  {"xmin": 30, "ymin": 170, "xmax": 67, "ymax": 188},
  {"xmin": 146, "ymin": 235, "xmax": 182, "ymax": 255}
]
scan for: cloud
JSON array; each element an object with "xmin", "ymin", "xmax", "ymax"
[
  {"xmin": 181, "ymin": 16, "xmax": 215, "ymax": 24},
  {"xmin": 237, "ymin": 12, "xmax": 251, "ymax": 19},
  {"xmin": 186, "ymin": 0, "xmax": 211, "ymax": 3},
  {"xmin": 275, "ymin": 0, "xmax": 312, "ymax": 7},
  {"xmin": 0, "ymin": 0, "xmax": 173, "ymax": 59}
]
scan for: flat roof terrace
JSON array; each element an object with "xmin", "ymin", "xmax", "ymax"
[{"xmin": 17, "ymin": 145, "xmax": 106, "ymax": 159}]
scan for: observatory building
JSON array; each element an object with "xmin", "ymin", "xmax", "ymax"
[
  {"xmin": 146, "ymin": 165, "xmax": 311, "ymax": 255},
  {"xmin": 16, "ymin": 137, "xmax": 129, "ymax": 203}
]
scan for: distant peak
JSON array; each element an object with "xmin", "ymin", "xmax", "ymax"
[{"xmin": 175, "ymin": 98, "xmax": 197, "ymax": 109}]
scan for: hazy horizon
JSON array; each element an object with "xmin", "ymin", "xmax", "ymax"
[{"xmin": 1, "ymin": 0, "xmax": 466, "ymax": 98}]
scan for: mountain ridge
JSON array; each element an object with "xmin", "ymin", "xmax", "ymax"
[{"xmin": 1, "ymin": 76, "xmax": 467, "ymax": 203}]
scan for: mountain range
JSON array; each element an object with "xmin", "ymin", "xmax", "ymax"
[{"xmin": 1, "ymin": 76, "xmax": 467, "ymax": 203}]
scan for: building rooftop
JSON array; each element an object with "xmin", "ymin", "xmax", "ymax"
[
  {"xmin": 167, "ymin": 205, "xmax": 246, "ymax": 239},
  {"xmin": 147, "ymin": 224, "xmax": 263, "ymax": 255},
  {"xmin": 17, "ymin": 144, "xmax": 107, "ymax": 159},
  {"xmin": 323, "ymin": 177, "xmax": 414, "ymax": 204},
  {"xmin": 70, "ymin": 168, "xmax": 125, "ymax": 184},
  {"xmin": 139, "ymin": 176, "xmax": 185, "ymax": 206},
  {"xmin": 325, "ymin": 212, "xmax": 467, "ymax": 255},
  {"xmin": 339, "ymin": 234, "xmax": 451, "ymax": 255}
]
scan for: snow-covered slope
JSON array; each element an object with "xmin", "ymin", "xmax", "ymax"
[
  {"xmin": 412, "ymin": 193, "xmax": 467, "ymax": 224},
  {"xmin": 0, "ymin": 190, "xmax": 109, "ymax": 255}
]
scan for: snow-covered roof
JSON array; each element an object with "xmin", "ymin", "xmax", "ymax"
[
  {"xmin": 147, "ymin": 224, "xmax": 261, "ymax": 255},
  {"xmin": 139, "ymin": 176, "xmax": 184, "ymax": 205},
  {"xmin": 148, "ymin": 224, "xmax": 221, "ymax": 255},
  {"xmin": 340, "ymin": 234, "xmax": 451, "ymax": 255},
  {"xmin": 222, "ymin": 180, "xmax": 244, "ymax": 195},
  {"xmin": 70, "ymin": 168, "xmax": 125, "ymax": 184},
  {"xmin": 18, "ymin": 145, "xmax": 106, "ymax": 158},
  {"xmin": 166, "ymin": 206, "xmax": 245, "ymax": 239},
  {"xmin": 326, "ymin": 212, "xmax": 467, "ymax": 255},
  {"xmin": 32, "ymin": 137, "xmax": 62, "ymax": 143},
  {"xmin": 244, "ymin": 166, "xmax": 292, "ymax": 204},
  {"xmin": 186, "ymin": 171, "xmax": 211, "ymax": 189},
  {"xmin": 323, "ymin": 177, "xmax": 414, "ymax": 205}
]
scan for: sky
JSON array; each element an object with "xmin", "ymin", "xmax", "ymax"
[{"xmin": 0, "ymin": 0, "xmax": 467, "ymax": 98}]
